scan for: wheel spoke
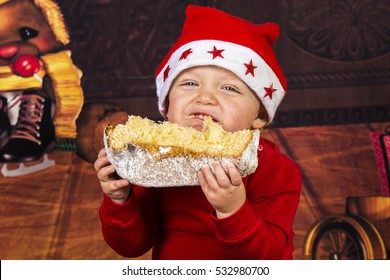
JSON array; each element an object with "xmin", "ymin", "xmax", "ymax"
[
  {"xmin": 337, "ymin": 230, "xmax": 346, "ymax": 251},
  {"xmin": 343, "ymin": 237, "xmax": 360, "ymax": 259},
  {"xmin": 329, "ymin": 231, "xmax": 340, "ymax": 252},
  {"xmin": 314, "ymin": 229, "xmax": 362, "ymax": 260}
]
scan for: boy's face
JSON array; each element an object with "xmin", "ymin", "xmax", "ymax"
[{"xmin": 166, "ymin": 66, "xmax": 266, "ymax": 132}]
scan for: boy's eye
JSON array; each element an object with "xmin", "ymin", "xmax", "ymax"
[
  {"xmin": 182, "ymin": 81, "xmax": 198, "ymax": 86},
  {"xmin": 222, "ymin": 86, "xmax": 239, "ymax": 93},
  {"xmin": 19, "ymin": 27, "xmax": 39, "ymax": 41}
]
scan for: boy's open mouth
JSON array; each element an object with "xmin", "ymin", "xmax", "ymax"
[{"xmin": 187, "ymin": 113, "xmax": 217, "ymax": 122}]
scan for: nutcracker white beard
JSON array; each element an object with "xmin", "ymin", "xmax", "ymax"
[{"xmin": 104, "ymin": 115, "xmax": 260, "ymax": 187}]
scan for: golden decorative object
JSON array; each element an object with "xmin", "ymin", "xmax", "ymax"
[
  {"xmin": 34, "ymin": 0, "xmax": 69, "ymax": 44},
  {"xmin": 41, "ymin": 50, "xmax": 83, "ymax": 138},
  {"xmin": 0, "ymin": 65, "xmax": 45, "ymax": 90}
]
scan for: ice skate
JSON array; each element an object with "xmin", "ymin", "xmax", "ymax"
[{"xmin": 0, "ymin": 92, "xmax": 56, "ymax": 176}]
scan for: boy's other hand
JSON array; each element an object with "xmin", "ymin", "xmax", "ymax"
[
  {"xmin": 94, "ymin": 148, "xmax": 132, "ymax": 204},
  {"xmin": 198, "ymin": 161, "xmax": 246, "ymax": 219}
]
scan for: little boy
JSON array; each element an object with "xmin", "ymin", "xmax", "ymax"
[{"xmin": 95, "ymin": 5, "xmax": 301, "ymax": 259}]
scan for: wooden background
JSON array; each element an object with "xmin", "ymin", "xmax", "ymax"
[
  {"xmin": 0, "ymin": 0, "xmax": 389, "ymax": 260},
  {"xmin": 59, "ymin": 0, "xmax": 390, "ymax": 126}
]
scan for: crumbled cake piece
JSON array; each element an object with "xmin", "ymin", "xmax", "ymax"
[{"xmin": 105, "ymin": 115, "xmax": 256, "ymax": 159}]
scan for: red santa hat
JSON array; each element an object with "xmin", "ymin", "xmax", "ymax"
[{"xmin": 155, "ymin": 5, "xmax": 286, "ymax": 123}]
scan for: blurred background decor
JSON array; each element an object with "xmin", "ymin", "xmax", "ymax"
[{"xmin": 0, "ymin": 0, "xmax": 389, "ymax": 260}]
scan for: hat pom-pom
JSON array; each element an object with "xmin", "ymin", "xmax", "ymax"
[{"xmin": 254, "ymin": 22, "xmax": 280, "ymax": 45}]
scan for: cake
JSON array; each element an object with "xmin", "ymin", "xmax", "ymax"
[{"xmin": 104, "ymin": 115, "xmax": 260, "ymax": 187}]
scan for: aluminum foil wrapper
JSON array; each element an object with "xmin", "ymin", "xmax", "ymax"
[{"xmin": 104, "ymin": 130, "xmax": 260, "ymax": 187}]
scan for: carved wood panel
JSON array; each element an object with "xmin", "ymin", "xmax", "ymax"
[{"xmin": 57, "ymin": 0, "xmax": 390, "ymax": 127}]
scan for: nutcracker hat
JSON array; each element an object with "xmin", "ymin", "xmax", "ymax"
[
  {"xmin": 0, "ymin": 0, "xmax": 69, "ymax": 44},
  {"xmin": 155, "ymin": 4, "xmax": 286, "ymax": 123},
  {"xmin": 34, "ymin": 0, "xmax": 69, "ymax": 44}
]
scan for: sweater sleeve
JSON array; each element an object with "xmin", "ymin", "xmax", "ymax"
[
  {"xmin": 99, "ymin": 186, "xmax": 160, "ymax": 258},
  {"xmin": 212, "ymin": 143, "xmax": 302, "ymax": 259}
]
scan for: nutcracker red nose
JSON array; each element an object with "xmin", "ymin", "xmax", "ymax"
[
  {"xmin": 0, "ymin": 45, "xmax": 19, "ymax": 59},
  {"xmin": 12, "ymin": 55, "xmax": 40, "ymax": 77}
]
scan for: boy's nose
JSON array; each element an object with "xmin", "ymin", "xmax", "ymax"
[
  {"xmin": 196, "ymin": 88, "xmax": 218, "ymax": 105},
  {"xmin": 0, "ymin": 45, "xmax": 19, "ymax": 59}
]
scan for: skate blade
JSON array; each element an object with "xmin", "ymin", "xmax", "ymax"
[{"xmin": 1, "ymin": 154, "xmax": 55, "ymax": 177}]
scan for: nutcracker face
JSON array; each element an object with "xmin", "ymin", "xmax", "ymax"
[{"xmin": 0, "ymin": 0, "xmax": 62, "ymax": 66}]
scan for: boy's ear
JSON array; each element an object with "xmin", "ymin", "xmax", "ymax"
[{"xmin": 251, "ymin": 118, "xmax": 267, "ymax": 129}]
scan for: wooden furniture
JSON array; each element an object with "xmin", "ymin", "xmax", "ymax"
[{"xmin": 304, "ymin": 196, "xmax": 390, "ymax": 260}]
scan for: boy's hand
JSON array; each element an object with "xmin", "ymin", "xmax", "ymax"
[
  {"xmin": 94, "ymin": 148, "xmax": 132, "ymax": 204},
  {"xmin": 198, "ymin": 161, "xmax": 246, "ymax": 219}
]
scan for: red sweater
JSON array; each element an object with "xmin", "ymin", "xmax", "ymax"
[{"xmin": 99, "ymin": 138, "xmax": 302, "ymax": 259}]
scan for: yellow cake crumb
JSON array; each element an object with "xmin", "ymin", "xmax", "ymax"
[{"xmin": 105, "ymin": 115, "xmax": 257, "ymax": 159}]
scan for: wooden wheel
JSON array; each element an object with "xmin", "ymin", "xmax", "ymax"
[{"xmin": 304, "ymin": 215, "xmax": 387, "ymax": 260}]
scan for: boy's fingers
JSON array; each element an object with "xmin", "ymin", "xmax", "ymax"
[
  {"xmin": 227, "ymin": 163, "xmax": 242, "ymax": 186},
  {"xmin": 98, "ymin": 165, "xmax": 116, "ymax": 182},
  {"xmin": 94, "ymin": 156, "xmax": 110, "ymax": 172},
  {"xmin": 212, "ymin": 162, "xmax": 231, "ymax": 188},
  {"xmin": 198, "ymin": 169, "xmax": 207, "ymax": 187},
  {"xmin": 200, "ymin": 165, "xmax": 218, "ymax": 189},
  {"xmin": 98, "ymin": 148, "xmax": 107, "ymax": 157},
  {"xmin": 113, "ymin": 179, "xmax": 130, "ymax": 188}
]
